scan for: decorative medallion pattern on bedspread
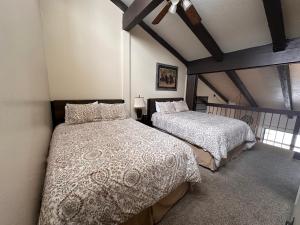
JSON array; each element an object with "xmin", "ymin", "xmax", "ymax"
[
  {"xmin": 152, "ymin": 111, "xmax": 256, "ymax": 167},
  {"xmin": 38, "ymin": 118, "xmax": 201, "ymax": 225}
]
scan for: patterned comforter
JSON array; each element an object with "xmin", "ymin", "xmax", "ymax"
[
  {"xmin": 39, "ymin": 118, "xmax": 201, "ymax": 225},
  {"xmin": 152, "ymin": 111, "xmax": 256, "ymax": 167}
]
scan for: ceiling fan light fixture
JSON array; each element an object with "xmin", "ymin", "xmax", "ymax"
[
  {"xmin": 182, "ymin": 0, "xmax": 192, "ymax": 11},
  {"xmin": 169, "ymin": 4, "xmax": 177, "ymax": 14}
]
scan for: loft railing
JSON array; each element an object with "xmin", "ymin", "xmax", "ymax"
[{"xmin": 196, "ymin": 101, "xmax": 300, "ymax": 153}]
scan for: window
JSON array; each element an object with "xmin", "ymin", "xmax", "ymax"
[
  {"xmin": 294, "ymin": 135, "xmax": 300, "ymax": 153},
  {"xmin": 263, "ymin": 128, "xmax": 295, "ymax": 150}
]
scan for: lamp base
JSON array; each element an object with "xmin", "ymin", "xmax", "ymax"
[{"xmin": 135, "ymin": 108, "xmax": 143, "ymax": 120}]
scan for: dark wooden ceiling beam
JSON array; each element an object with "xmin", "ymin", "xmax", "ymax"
[
  {"xmin": 226, "ymin": 71, "xmax": 258, "ymax": 107},
  {"xmin": 177, "ymin": 5, "xmax": 258, "ymax": 106},
  {"xmin": 177, "ymin": 6, "xmax": 223, "ymax": 61},
  {"xmin": 277, "ymin": 64, "xmax": 293, "ymax": 110},
  {"xmin": 186, "ymin": 75, "xmax": 198, "ymax": 110},
  {"xmin": 111, "ymin": 0, "xmax": 128, "ymax": 11},
  {"xmin": 198, "ymin": 75, "xmax": 229, "ymax": 103},
  {"xmin": 139, "ymin": 22, "xmax": 187, "ymax": 65},
  {"xmin": 123, "ymin": 0, "xmax": 163, "ymax": 31},
  {"xmin": 187, "ymin": 38, "xmax": 300, "ymax": 75},
  {"xmin": 111, "ymin": 0, "xmax": 187, "ymax": 65},
  {"xmin": 262, "ymin": 0, "xmax": 286, "ymax": 52}
]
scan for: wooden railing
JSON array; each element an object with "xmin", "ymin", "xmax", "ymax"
[{"xmin": 198, "ymin": 102, "xmax": 300, "ymax": 151}]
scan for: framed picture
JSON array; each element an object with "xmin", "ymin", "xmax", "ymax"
[{"xmin": 156, "ymin": 63, "xmax": 178, "ymax": 91}]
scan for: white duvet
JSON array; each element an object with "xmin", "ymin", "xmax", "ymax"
[{"xmin": 152, "ymin": 111, "xmax": 256, "ymax": 167}]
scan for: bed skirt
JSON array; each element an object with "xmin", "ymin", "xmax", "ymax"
[
  {"xmin": 190, "ymin": 143, "xmax": 248, "ymax": 171},
  {"xmin": 121, "ymin": 182, "xmax": 189, "ymax": 225}
]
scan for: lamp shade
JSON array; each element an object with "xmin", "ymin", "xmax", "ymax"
[{"xmin": 134, "ymin": 97, "xmax": 146, "ymax": 108}]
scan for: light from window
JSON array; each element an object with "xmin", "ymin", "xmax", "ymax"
[
  {"xmin": 294, "ymin": 135, "xmax": 300, "ymax": 153},
  {"xmin": 263, "ymin": 128, "xmax": 295, "ymax": 150}
]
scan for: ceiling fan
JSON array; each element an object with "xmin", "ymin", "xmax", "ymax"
[{"xmin": 152, "ymin": 0, "xmax": 201, "ymax": 25}]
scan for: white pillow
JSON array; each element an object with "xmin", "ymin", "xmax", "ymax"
[
  {"xmin": 173, "ymin": 101, "xmax": 189, "ymax": 112},
  {"xmin": 156, "ymin": 101, "xmax": 176, "ymax": 114},
  {"xmin": 155, "ymin": 101, "xmax": 161, "ymax": 113}
]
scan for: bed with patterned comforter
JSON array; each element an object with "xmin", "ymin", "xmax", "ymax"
[
  {"xmin": 152, "ymin": 111, "xmax": 256, "ymax": 167},
  {"xmin": 38, "ymin": 118, "xmax": 201, "ymax": 225}
]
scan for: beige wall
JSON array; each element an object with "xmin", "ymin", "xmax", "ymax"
[
  {"xmin": 130, "ymin": 26, "xmax": 187, "ymax": 115},
  {"xmin": 41, "ymin": 0, "xmax": 187, "ymax": 115},
  {"xmin": 0, "ymin": 0, "xmax": 52, "ymax": 225},
  {"xmin": 40, "ymin": 0, "xmax": 123, "ymax": 100}
]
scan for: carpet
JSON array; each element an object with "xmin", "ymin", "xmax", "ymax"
[{"xmin": 159, "ymin": 143, "xmax": 300, "ymax": 225}]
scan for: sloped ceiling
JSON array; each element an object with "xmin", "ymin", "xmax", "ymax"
[
  {"xmin": 236, "ymin": 67, "xmax": 285, "ymax": 109},
  {"xmin": 121, "ymin": 0, "xmax": 300, "ymax": 61},
  {"xmin": 120, "ymin": 0, "xmax": 300, "ymax": 110},
  {"xmin": 201, "ymin": 72, "xmax": 249, "ymax": 106},
  {"xmin": 290, "ymin": 63, "xmax": 300, "ymax": 110},
  {"xmin": 200, "ymin": 64, "xmax": 300, "ymax": 110}
]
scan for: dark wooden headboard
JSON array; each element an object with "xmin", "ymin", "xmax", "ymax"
[
  {"xmin": 147, "ymin": 97, "xmax": 184, "ymax": 119},
  {"xmin": 51, "ymin": 99, "xmax": 124, "ymax": 127}
]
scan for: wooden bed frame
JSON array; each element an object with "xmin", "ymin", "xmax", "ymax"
[{"xmin": 147, "ymin": 97, "xmax": 248, "ymax": 171}]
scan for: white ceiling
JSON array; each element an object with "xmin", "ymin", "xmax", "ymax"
[
  {"xmin": 236, "ymin": 67, "xmax": 285, "ymax": 109},
  {"xmin": 121, "ymin": 0, "xmax": 300, "ymax": 61},
  {"xmin": 290, "ymin": 63, "xmax": 300, "ymax": 110},
  {"xmin": 200, "ymin": 64, "xmax": 300, "ymax": 110},
  {"xmin": 121, "ymin": 0, "xmax": 300, "ymax": 110},
  {"xmin": 282, "ymin": 0, "xmax": 300, "ymax": 39}
]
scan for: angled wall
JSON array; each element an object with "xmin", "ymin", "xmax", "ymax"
[{"xmin": 0, "ymin": 0, "xmax": 52, "ymax": 224}]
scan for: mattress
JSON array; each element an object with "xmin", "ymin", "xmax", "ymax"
[
  {"xmin": 38, "ymin": 118, "xmax": 201, "ymax": 225},
  {"xmin": 152, "ymin": 111, "xmax": 256, "ymax": 167}
]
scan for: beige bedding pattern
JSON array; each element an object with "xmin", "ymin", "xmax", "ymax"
[{"xmin": 39, "ymin": 119, "xmax": 201, "ymax": 225}]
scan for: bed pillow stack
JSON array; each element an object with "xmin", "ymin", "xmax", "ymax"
[
  {"xmin": 65, "ymin": 102, "xmax": 129, "ymax": 124},
  {"xmin": 173, "ymin": 100, "xmax": 189, "ymax": 112},
  {"xmin": 155, "ymin": 100, "xmax": 189, "ymax": 114},
  {"xmin": 156, "ymin": 101, "xmax": 176, "ymax": 113}
]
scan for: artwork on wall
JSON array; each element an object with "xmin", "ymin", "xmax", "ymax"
[{"xmin": 156, "ymin": 63, "xmax": 178, "ymax": 91}]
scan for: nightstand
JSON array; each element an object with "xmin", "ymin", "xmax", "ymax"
[{"xmin": 136, "ymin": 115, "xmax": 151, "ymax": 126}]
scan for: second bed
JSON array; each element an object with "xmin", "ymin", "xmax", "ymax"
[{"xmin": 148, "ymin": 98, "xmax": 256, "ymax": 171}]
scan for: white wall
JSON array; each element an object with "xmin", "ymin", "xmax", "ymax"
[
  {"xmin": 40, "ymin": 0, "xmax": 123, "ymax": 100},
  {"xmin": 41, "ymin": 0, "xmax": 188, "ymax": 116},
  {"xmin": 0, "ymin": 0, "xmax": 52, "ymax": 225},
  {"xmin": 130, "ymin": 26, "xmax": 187, "ymax": 115}
]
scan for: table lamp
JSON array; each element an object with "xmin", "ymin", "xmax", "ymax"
[{"xmin": 134, "ymin": 96, "xmax": 146, "ymax": 120}]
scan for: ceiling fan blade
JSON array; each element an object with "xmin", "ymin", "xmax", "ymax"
[
  {"xmin": 185, "ymin": 4, "xmax": 202, "ymax": 25},
  {"xmin": 152, "ymin": 2, "xmax": 172, "ymax": 25}
]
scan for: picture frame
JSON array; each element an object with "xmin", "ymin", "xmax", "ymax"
[{"xmin": 156, "ymin": 63, "xmax": 178, "ymax": 91}]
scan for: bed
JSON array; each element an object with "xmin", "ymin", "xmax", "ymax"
[
  {"xmin": 39, "ymin": 100, "xmax": 201, "ymax": 225},
  {"xmin": 147, "ymin": 98, "xmax": 256, "ymax": 171}
]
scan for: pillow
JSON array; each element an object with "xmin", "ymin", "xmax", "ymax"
[
  {"xmin": 98, "ymin": 103, "xmax": 129, "ymax": 121},
  {"xmin": 155, "ymin": 101, "xmax": 161, "ymax": 113},
  {"xmin": 173, "ymin": 101, "xmax": 189, "ymax": 112},
  {"xmin": 65, "ymin": 102, "xmax": 98, "ymax": 125},
  {"xmin": 156, "ymin": 101, "xmax": 176, "ymax": 114}
]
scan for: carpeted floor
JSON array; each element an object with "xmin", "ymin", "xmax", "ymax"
[{"xmin": 159, "ymin": 143, "xmax": 300, "ymax": 225}]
